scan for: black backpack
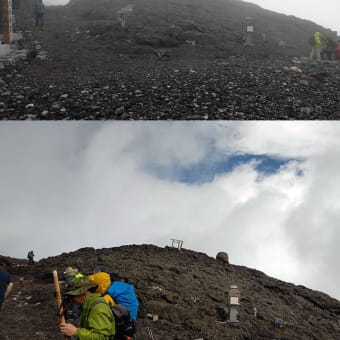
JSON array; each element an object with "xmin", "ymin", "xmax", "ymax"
[
  {"xmin": 111, "ymin": 304, "xmax": 136, "ymax": 339},
  {"xmin": 91, "ymin": 300, "xmax": 136, "ymax": 339}
]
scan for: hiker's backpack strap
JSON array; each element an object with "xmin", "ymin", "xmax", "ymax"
[{"xmin": 91, "ymin": 299, "xmax": 136, "ymax": 337}]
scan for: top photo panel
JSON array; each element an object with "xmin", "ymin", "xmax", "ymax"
[{"xmin": 1, "ymin": 0, "xmax": 339, "ymax": 120}]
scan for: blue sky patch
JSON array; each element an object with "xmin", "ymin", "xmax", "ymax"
[{"xmin": 145, "ymin": 153, "xmax": 304, "ymax": 184}]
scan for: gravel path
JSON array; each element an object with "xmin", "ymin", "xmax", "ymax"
[{"xmin": 1, "ymin": 20, "xmax": 339, "ymax": 120}]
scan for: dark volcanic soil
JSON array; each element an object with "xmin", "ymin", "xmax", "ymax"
[
  {"xmin": 0, "ymin": 0, "xmax": 339, "ymax": 120},
  {"xmin": 1, "ymin": 245, "xmax": 340, "ymax": 340}
]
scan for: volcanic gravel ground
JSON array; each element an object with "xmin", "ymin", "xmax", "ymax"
[
  {"xmin": 1, "ymin": 245, "xmax": 340, "ymax": 339},
  {"xmin": 0, "ymin": 13, "xmax": 339, "ymax": 120},
  {"xmin": 2, "ymin": 55, "xmax": 340, "ymax": 120}
]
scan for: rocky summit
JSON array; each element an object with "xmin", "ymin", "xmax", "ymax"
[
  {"xmin": 1, "ymin": 244, "xmax": 340, "ymax": 339},
  {"xmin": 0, "ymin": 0, "xmax": 339, "ymax": 119}
]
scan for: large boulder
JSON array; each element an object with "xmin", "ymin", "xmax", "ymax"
[{"xmin": 216, "ymin": 251, "xmax": 229, "ymax": 264}]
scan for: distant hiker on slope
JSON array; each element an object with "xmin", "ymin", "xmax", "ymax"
[
  {"xmin": 60, "ymin": 276, "xmax": 116, "ymax": 339},
  {"xmin": 0, "ymin": 267, "xmax": 14, "ymax": 318},
  {"xmin": 321, "ymin": 37, "xmax": 336, "ymax": 60},
  {"xmin": 27, "ymin": 250, "xmax": 35, "ymax": 265},
  {"xmin": 309, "ymin": 32, "xmax": 323, "ymax": 61},
  {"xmin": 34, "ymin": 0, "xmax": 45, "ymax": 27}
]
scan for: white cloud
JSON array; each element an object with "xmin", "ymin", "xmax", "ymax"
[{"xmin": 0, "ymin": 121, "xmax": 339, "ymax": 301}]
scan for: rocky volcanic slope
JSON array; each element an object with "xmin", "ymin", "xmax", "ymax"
[
  {"xmin": 1, "ymin": 0, "xmax": 339, "ymax": 120},
  {"xmin": 1, "ymin": 245, "xmax": 340, "ymax": 339}
]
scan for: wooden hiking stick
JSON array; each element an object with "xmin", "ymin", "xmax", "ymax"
[{"xmin": 52, "ymin": 270, "xmax": 67, "ymax": 339}]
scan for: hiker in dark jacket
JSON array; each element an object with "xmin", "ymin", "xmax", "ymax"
[
  {"xmin": 0, "ymin": 267, "xmax": 13, "ymax": 317},
  {"xmin": 27, "ymin": 250, "xmax": 34, "ymax": 265},
  {"xmin": 34, "ymin": 0, "xmax": 44, "ymax": 27},
  {"xmin": 59, "ymin": 276, "xmax": 115, "ymax": 339},
  {"xmin": 321, "ymin": 37, "xmax": 336, "ymax": 60}
]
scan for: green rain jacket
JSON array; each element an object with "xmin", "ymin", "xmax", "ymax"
[
  {"xmin": 314, "ymin": 32, "xmax": 321, "ymax": 46},
  {"xmin": 75, "ymin": 293, "xmax": 116, "ymax": 339}
]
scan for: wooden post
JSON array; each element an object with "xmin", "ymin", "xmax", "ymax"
[{"xmin": 1, "ymin": 0, "xmax": 11, "ymax": 44}]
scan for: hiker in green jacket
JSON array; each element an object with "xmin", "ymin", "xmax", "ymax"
[{"xmin": 59, "ymin": 276, "xmax": 115, "ymax": 339}]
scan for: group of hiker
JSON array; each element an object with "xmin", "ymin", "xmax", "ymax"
[
  {"xmin": 309, "ymin": 31, "xmax": 340, "ymax": 61},
  {"xmin": 59, "ymin": 267, "xmax": 139, "ymax": 339},
  {"xmin": 1, "ymin": 259, "xmax": 139, "ymax": 339}
]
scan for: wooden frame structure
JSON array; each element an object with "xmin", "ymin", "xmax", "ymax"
[{"xmin": 170, "ymin": 238, "xmax": 183, "ymax": 250}]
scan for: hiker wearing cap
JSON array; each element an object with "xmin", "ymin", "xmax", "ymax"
[
  {"xmin": 64, "ymin": 267, "xmax": 84, "ymax": 282},
  {"xmin": 62, "ymin": 267, "xmax": 83, "ymax": 325},
  {"xmin": 0, "ymin": 267, "xmax": 13, "ymax": 318},
  {"xmin": 59, "ymin": 277, "xmax": 116, "ymax": 339}
]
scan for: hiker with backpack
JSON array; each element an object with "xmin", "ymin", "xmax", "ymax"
[
  {"xmin": 27, "ymin": 250, "xmax": 35, "ymax": 265},
  {"xmin": 59, "ymin": 276, "xmax": 116, "ymax": 339},
  {"xmin": 88, "ymin": 272, "xmax": 138, "ymax": 339},
  {"xmin": 107, "ymin": 273, "xmax": 139, "ymax": 322},
  {"xmin": 88, "ymin": 271, "xmax": 115, "ymax": 306},
  {"xmin": 88, "ymin": 272, "xmax": 139, "ymax": 321}
]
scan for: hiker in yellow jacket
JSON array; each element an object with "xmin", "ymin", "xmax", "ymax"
[
  {"xmin": 310, "ymin": 32, "xmax": 322, "ymax": 61},
  {"xmin": 88, "ymin": 272, "xmax": 115, "ymax": 306}
]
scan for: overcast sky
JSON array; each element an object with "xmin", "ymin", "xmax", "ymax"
[
  {"xmin": 43, "ymin": 0, "xmax": 340, "ymax": 32},
  {"xmin": 0, "ymin": 122, "xmax": 339, "ymax": 302},
  {"xmin": 246, "ymin": 0, "xmax": 340, "ymax": 32}
]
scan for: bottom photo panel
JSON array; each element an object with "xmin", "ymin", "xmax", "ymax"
[{"xmin": 0, "ymin": 121, "xmax": 339, "ymax": 340}]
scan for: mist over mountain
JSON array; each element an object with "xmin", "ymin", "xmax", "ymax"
[{"xmin": 62, "ymin": 0, "xmax": 335, "ymax": 56}]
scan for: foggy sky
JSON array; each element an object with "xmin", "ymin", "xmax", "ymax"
[
  {"xmin": 0, "ymin": 122, "xmax": 340, "ymax": 302},
  {"xmin": 247, "ymin": 0, "xmax": 340, "ymax": 32},
  {"xmin": 43, "ymin": 0, "xmax": 340, "ymax": 32}
]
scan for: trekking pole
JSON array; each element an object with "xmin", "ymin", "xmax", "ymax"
[
  {"xmin": 53, "ymin": 270, "xmax": 68, "ymax": 339},
  {"xmin": 145, "ymin": 318, "xmax": 156, "ymax": 340},
  {"xmin": 146, "ymin": 326, "xmax": 156, "ymax": 340}
]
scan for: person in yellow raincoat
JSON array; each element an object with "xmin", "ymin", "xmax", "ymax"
[
  {"xmin": 88, "ymin": 272, "xmax": 115, "ymax": 306},
  {"xmin": 310, "ymin": 32, "xmax": 322, "ymax": 61}
]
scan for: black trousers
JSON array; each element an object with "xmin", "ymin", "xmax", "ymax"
[{"xmin": 35, "ymin": 14, "xmax": 44, "ymax": 27}]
